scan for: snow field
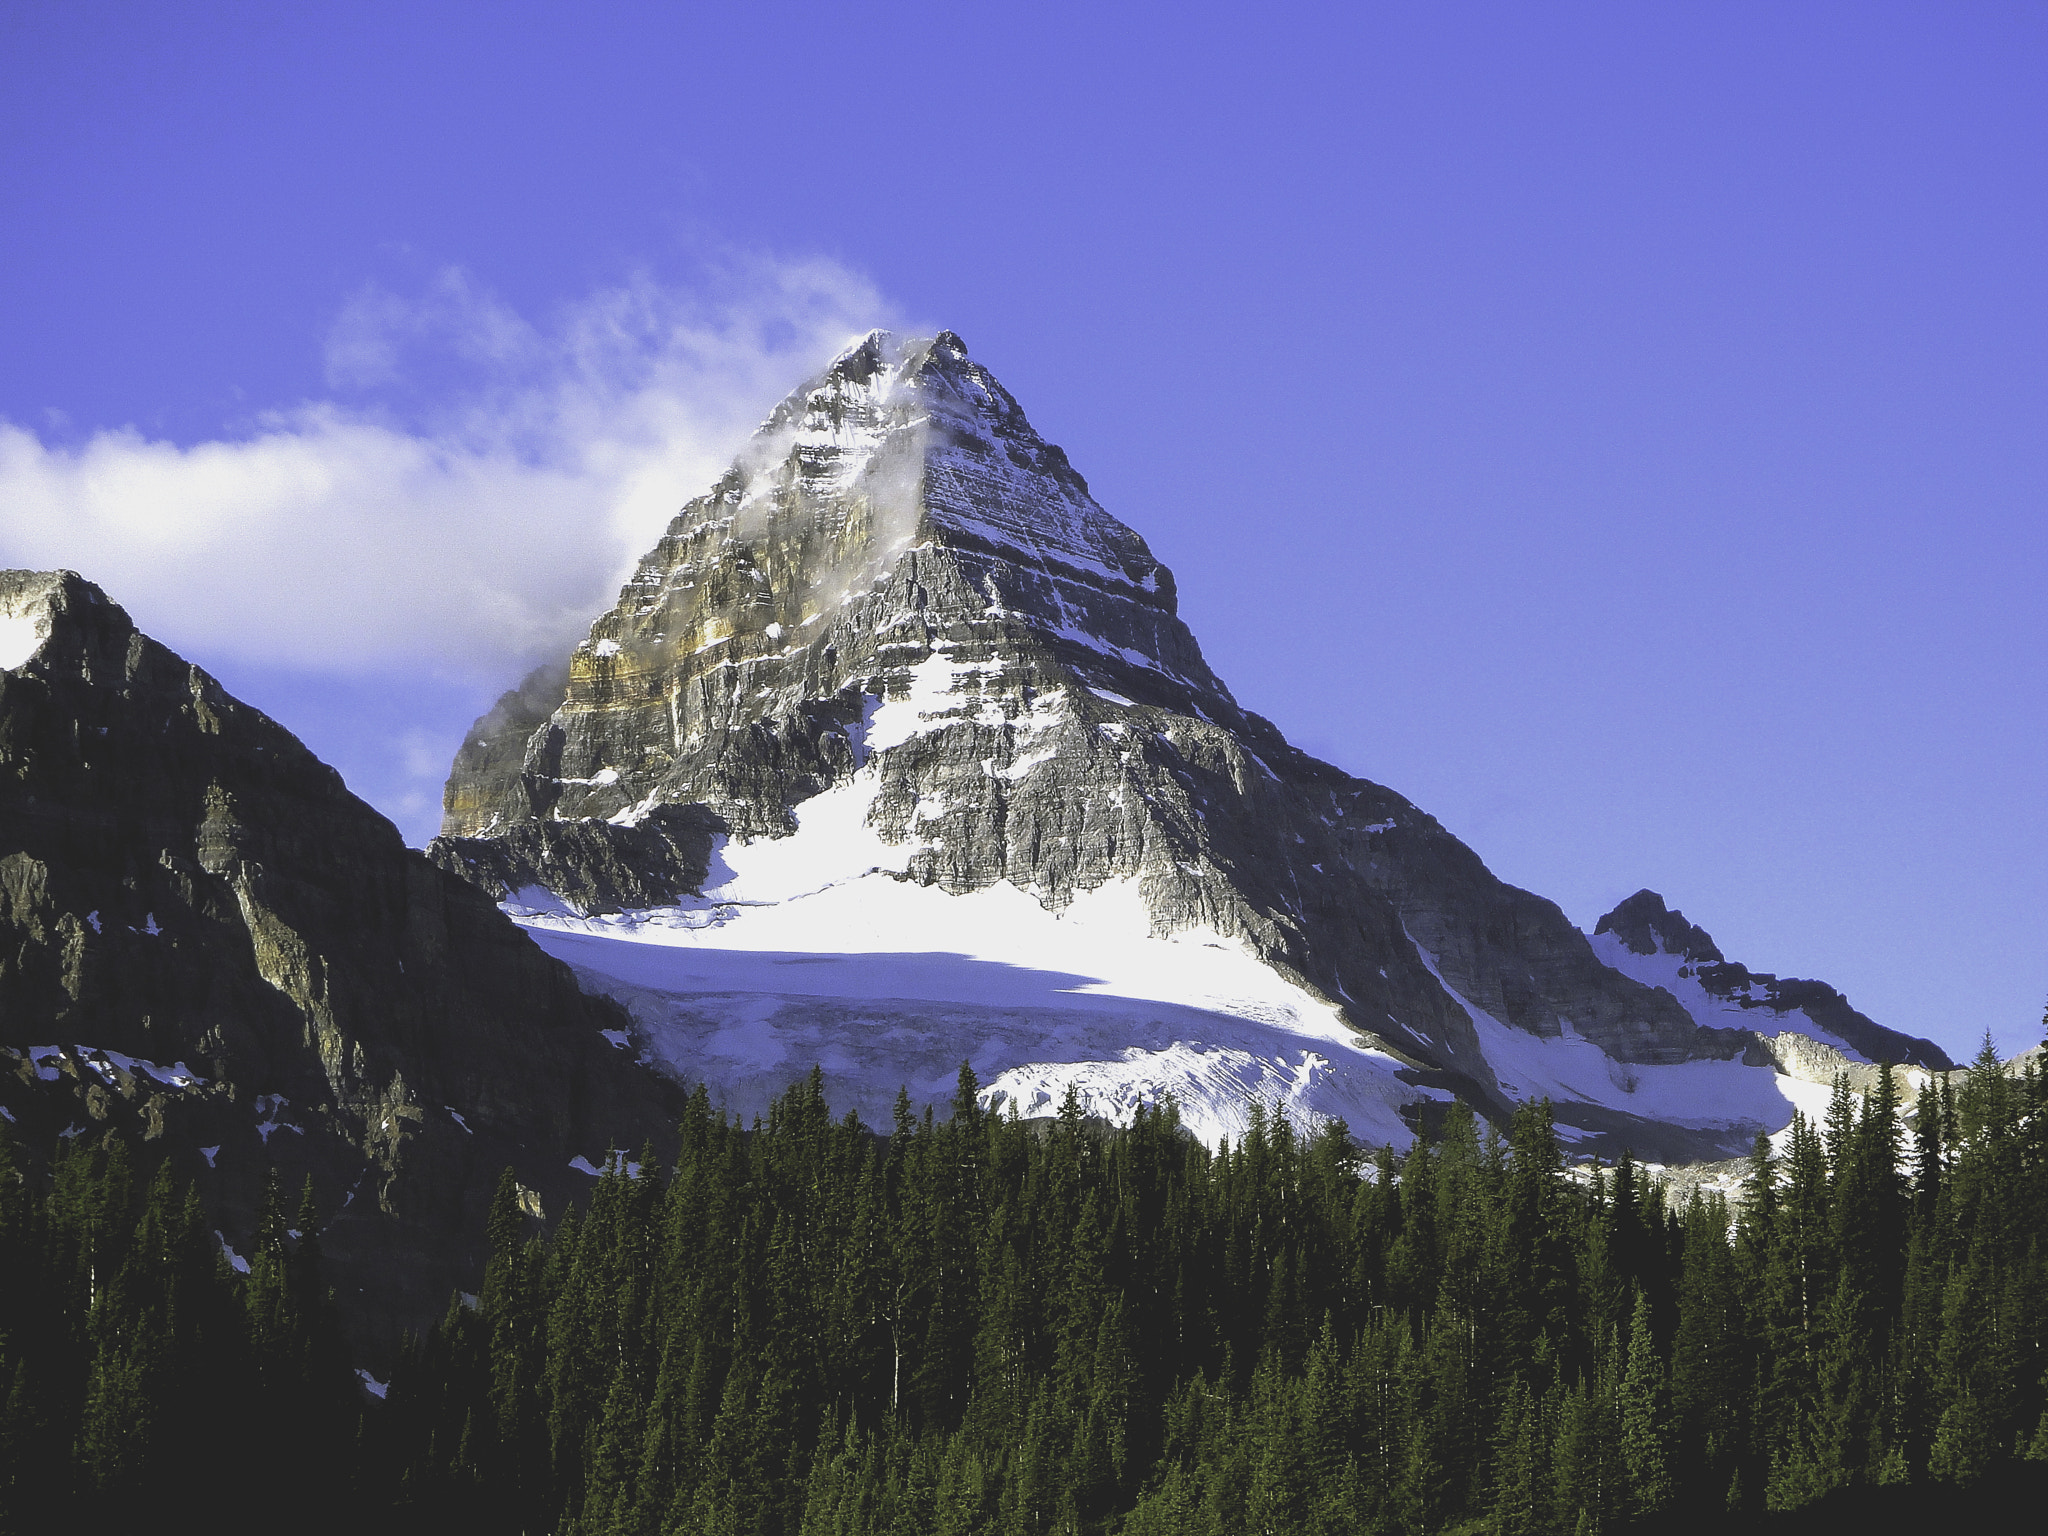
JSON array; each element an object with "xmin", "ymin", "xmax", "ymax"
[{"xmin": 509, "ymin": 672, "xmax": 1438, "ymax": 1148}]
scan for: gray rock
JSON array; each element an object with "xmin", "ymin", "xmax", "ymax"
[{"xmin": 432, "ymin": 803, "xmax": 721, "ymax": 913}]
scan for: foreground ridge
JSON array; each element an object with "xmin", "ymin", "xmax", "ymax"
[{"xmin": 0, "ymin": 568, "xmax": 684, "ymax": 1350}]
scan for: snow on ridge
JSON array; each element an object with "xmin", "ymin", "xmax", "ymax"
[
  {"xmin": 505, "ymin": 883, "xmax": 584, "ymax": 918},
  {"xmin": 1585, "ymin": 930, "xmax": 1867, "ymax": 1062},
  {"xmin": 1406, "ymin": 933, "xmax": 1831, "ymax": 1137},
  {"xmin": 19, "ymin": 1044, "xmax": 206, "ymax": 1090}
]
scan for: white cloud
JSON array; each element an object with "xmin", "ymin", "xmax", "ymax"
[{"xmin": 0, "ymin": 255, "xmax": 894, "ymax": 680}]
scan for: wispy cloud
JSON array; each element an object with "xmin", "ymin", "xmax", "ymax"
[{"xmin": 0, "ymin": 255, "xmax": 893, "ymax": 680}]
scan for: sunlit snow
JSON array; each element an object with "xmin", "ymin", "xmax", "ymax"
[
  {"xmin": 1586, "ymin": 929, "xmax": 1867, "ymax": 1060},
  {"xmin": 0, "ymin": 609, "xmax": 45, "ymax": 671},
  {"xmin": 509, "ymin": 746, "xmax": 1441, "ymax": 1148}
]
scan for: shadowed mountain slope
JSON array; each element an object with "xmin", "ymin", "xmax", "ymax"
[{"xmin": 0, "ymin": 569, "xmax": 685, "ymax": 1355}]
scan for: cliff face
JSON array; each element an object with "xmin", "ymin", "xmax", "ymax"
[
  {"xmin": 431, "ymin": 333, "xmax": 1798, "ymax": 1160},
  {"xmin": 0, "ymin": 570, "xmax": 684, "ymax": 1355}
]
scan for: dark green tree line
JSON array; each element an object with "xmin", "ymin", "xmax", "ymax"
[
  {"xmin": 4, "ymin": 1040, "xmax": 2044, "ymax": 1534},
  {"xmin": 379, "ymin": 1049, "xmax": 2048, "ymax": 1534}
]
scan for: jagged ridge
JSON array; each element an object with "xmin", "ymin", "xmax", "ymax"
[{"xmin": 1592, "ymin": 889, "xmax": 1952, "ymax": 1070}]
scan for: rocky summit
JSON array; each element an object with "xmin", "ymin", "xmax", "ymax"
[
  {"xmin": 0, "ymin": 570, "xmax": 685, "ymax": 1356},
  {"xmin": 1590, "ymin": 889, "xmax": 1951, "ymax": 1071},
  {"xmin": 430, "ymin": 331, "xmax": 1931, "ymax": 1163}
]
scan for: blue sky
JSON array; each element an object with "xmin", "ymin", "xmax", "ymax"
[{"xmin": 2, "ymin": 2, "xmax": 2042, "ymax": 1058}]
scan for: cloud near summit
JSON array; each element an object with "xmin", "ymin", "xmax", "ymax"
[{"xmin": 0, "ymin": 256, "xmax": 893, "ymax": 681}]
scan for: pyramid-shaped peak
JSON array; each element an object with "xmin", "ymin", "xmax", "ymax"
[
  {"xmin": 722, "ymin": 329, "xmax": 1128, "ymax": 591},
  {"xmin": 440, "ymin": 330, "xmax": 1234, "ymax": 843},
  {"xmin": 1593, "ymin": 889, "xmax": 1726, "ymax": 964},
  {"xmin": 762, "ymin": 327, "xmax": 1004, "ymax": 435}
]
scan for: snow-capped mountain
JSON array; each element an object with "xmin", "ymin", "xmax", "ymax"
[{"xmin": 433, "ymin": 332, "xmax": 1940, "ymax": 1160}]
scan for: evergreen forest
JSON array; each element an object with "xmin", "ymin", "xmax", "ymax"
[{"xmin": 3, "ymin": 1039, "xmax": 2046, "ymax": 1535}]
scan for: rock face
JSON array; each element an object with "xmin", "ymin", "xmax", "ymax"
[
  {"xmin": 432, "ymin": 803, "xmax": 722, "ymax": 915},
  {"xmin": 1590, "ymin": 890, "xmax": 1952, "ymax": 1071},
  {"xmin": 433, "ymin": 331, "xmax": 1845, "ymax": 1160},
  {"xmin": 0, "ymin": 570, "xmax": 684, "ymax": 1356}
]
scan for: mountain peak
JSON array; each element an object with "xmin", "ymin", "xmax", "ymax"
[
  {"xmin": 440, "ymin": 332, "xmax": 1232, "ymax": 843},
  {"xmin": 1593, "ymin": 889, "xmax": 1726, "ymax": 964},
  {"xmin": 1588, "ymin": 888, "xmax": 1953, "ymax": 1070},
  {"xmin": 432, "ymin": 334, "xmax": 1810, "ymax": 1160},
  {"xmin": 0, "ymin": 571, "xmax": 683, "ymax": 1350},
  {"xmin": 429, "ymin": 334, "xmax": 1952, "ymax": 1154},
  {"xmin": 1, "ymin": 568, "xmax": 110, "ymax": 672},
  {"xmin": 814, "ymin": 326, "xmax": 902, "ymax": 388}
]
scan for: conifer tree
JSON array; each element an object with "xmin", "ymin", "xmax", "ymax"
[
  {"xmin": 1618, "ymin": 1286, "xmax": 1673, "ymax": 1521},
  {"xmin": 1488, "ymin": 1375, "xmax": 1543, "ymax": 1536}
]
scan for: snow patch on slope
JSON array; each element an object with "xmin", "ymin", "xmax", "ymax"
[
  {"xmin": 1407, "ymin": 936, "xmax": 1833, "ymax": 1137},
  {"xmin": 861, "ymin": 653, "xmax": 1068, "ymax": 757},
  {"xmin": 1586, "ymin": 930, "xmax": 1868, "ymax": 1061},
  {"xmin": 0, "ymin": 608, "xmax": 46, "ymax": 671}
]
